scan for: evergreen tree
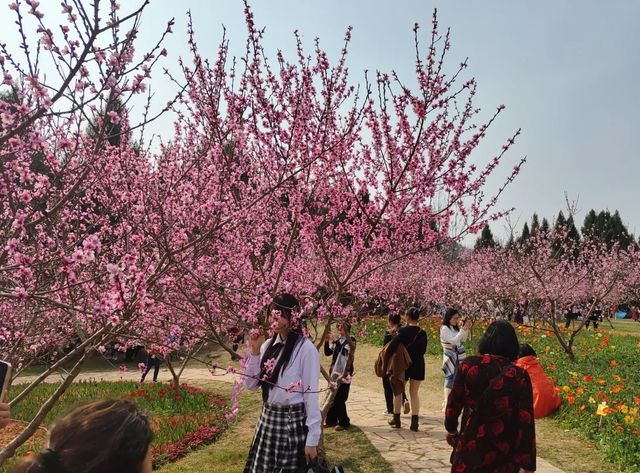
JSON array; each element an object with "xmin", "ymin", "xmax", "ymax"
[
  {"xmin": 531, "ymin": 213, "xmax": 540, "ymax": 234},
  {"xmin": 87, "ymin": 97, "xmax": 126, "ymax": 146},
  {"xmin": 475, "ymin": 224, "xmax": 498, "ymax": 250},
  {"xmin": 554, "ymin": 211, "xmax": 567, "ymax": 232},
  {"xmin": 582, "ymin": 209, "xmax": 633, "ymax": 248},
  {"xmin": 505, "ymin": 233, "xmax": 515, "ymax": 250},
  {"xmin": 566, "ymin": 215, "xmax": 581, "ymax": 242},
  {"xmin": 519, "ymin": 222, "xmax": 530, "ymax": 243},
  {"xmin": 540, "ymin": 218, "xmax": 550, "ymax": 234}
]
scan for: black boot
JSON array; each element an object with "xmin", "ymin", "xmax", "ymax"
[
  {"xmin": 410, "ymin": 415, "xmax": 419, "ymax": 432},
  {"xmin": 388, "ymin": 413, "xmax": 401, "ymax": 428}
]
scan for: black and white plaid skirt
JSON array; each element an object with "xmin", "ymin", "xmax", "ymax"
[{"xmin": 244, "ymin": 402, "xmax": 307, "ymax": 473}]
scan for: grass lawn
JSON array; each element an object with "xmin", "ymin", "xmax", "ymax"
[{"xmin": 609, "ymin": 319, "xmax": 640, "ymax": 337}]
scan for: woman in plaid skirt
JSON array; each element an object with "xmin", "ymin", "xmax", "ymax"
[{"xmin": 243, "ymin": 293, "xmax": 321, "ymax": 473}]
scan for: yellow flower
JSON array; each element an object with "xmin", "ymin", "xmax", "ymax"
[
  {"xmin": 596, "ymin": 402, "xmax": 609, "ymax": 416},
  {"xmin": 568, "ymin": 371, "xmax": 578, "ymax": 377},
  {"xmin": 620, "ymin": 405, "xmax": 629, "ymax": 414},
  {"xmin": 562, "ymin": 385, "xmax": 571, "ymax": 392},
  {"xmin": 588, "ymin": 396, "xmax": 596, "ymax": 404},
  {"xmin": 631, "ymin": 408, "xmax": 639, "ymax": 416},
  {"xmin": 624, "ymin": 415, "xmax": 635, "ymax": 425}
]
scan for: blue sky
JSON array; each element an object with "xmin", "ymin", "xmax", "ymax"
[{"xmin": 2, "ymin": 1, "xmax": 639, "ymax": 242}]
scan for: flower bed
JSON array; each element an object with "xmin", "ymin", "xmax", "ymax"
[
  {"xmin": 515, "ymin": 325, "xmax": 640, "ymax": 471},
  {"xmin": 357, "ymin": 316, "xmax": 640, "ymax": 470},
  {"xmin": 5, "ymin": 381, "xmax": 230, "ymax": 469}
]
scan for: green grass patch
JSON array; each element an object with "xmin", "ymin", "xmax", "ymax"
[{"xmin": 3, "ymin": 381, "xmax": 230, "ymax": 471}]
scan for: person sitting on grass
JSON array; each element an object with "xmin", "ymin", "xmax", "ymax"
[
  {"xmin": 514, "ymin": 343, "xmax": 561, "ymax": 419},
  {"xmin": 11, "ymin": 399, "xmax": 153, "ymax": 473}
]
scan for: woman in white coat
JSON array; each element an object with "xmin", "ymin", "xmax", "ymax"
[{"xmin": 440, "ymin": 308, "xmax": 471, "ymax": 410}]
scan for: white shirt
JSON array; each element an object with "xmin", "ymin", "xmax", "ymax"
[
  {"xmin": 440, "ymin": 325, "xmax": 469, "ymax": 347},
  {"xmin": 328, "ymin": 336, "xmax": 350, "ymax": 377},
  {"xmin": 244, "ymin": 334, "xmax": 321, "ymax": 446}
]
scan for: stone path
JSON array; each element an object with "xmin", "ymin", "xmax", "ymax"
[
  {"xmin": 16, "ymin": 367, "xmax": 565, "ymax": 473},
  {"xmin": 345, "ymin": 384, "xmax": 565, "ymax": 473}
]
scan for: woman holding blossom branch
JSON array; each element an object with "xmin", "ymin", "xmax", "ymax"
[{"xmin": 243, "ymin": 293, "xmax": 321, "ymax": 472}]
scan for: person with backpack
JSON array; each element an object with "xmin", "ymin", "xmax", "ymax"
[
  {"xmin": 515, "ymin": 343, "xmax": 561, "ymax": 419},
  {"xmin": 445, "ymin": 320, "xmax": 536, "ymax": 473},
  {"xmin": 386, "ymin": 307, "xmax": 427, "ymax": 431},
  {"xmin": 382, "ymin": 313, "xmax": 409, "ymax": 416}
]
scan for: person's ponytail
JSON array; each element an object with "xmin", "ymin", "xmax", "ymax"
[{"xmin": 10, "ymin": 448, "xmax": 60, "ymax": 473}]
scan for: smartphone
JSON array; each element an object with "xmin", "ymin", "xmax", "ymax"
[{"xmin": 0, "ymin": 360, "xmax": 12, "ymax": 403}]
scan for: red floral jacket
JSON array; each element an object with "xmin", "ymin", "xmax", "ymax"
[{"xmin": 445, "ymin": 354, "xmax": 536, "ymax": 473}]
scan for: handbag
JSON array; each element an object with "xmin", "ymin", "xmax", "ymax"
[
  {"xmin": 298, "ymin": 458, "xmax": 344, "ymax": 473},
  {"xmin": 374, "ymin": 328, "xmax": 422, "ymax": 377}
]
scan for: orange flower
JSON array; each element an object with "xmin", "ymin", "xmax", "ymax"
[
  {"xmin": 576, "ymin": 387, "xmax": 585, "ymax": 395},
  {"xmin": 634, "ymin": 396, "xmax": 640, "ymax": 407},
  {"xmin": 610, "ymin": 360, "xmax": 618, "ymax": 367},
  {"xmin": 597, "ymin": 379, "xmax": 606, "ymax": 386},
  {"xmin": 601, "ymin": 337, "xmax": 609, "ymax": 347},
  {"xmin": 611, "ymin": 385, "xmax": 624, "ymax": 394},
  {"xmin": 582, "ymin": 374, "xmax": 593, "ymax": 383}
]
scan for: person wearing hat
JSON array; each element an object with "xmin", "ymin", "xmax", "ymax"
[
  {"xmin": 323, "ymin": 321, "xmax": 356, "ymax": 431},
  {"xmin": 243, "ymin": 293, "xmax": 321, "ymax": 472}
]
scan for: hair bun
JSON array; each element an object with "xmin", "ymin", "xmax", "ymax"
[{"xmin": 39, "ymin": 448, "xmax": 61, "ymax": 472}]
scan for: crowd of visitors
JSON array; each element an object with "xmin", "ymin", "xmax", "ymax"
[{"xmin": 1, "ymin": 294, "xmax": 585, "ymax": 473}]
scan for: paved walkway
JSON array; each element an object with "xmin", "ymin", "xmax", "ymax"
[{"xmin": 345, "ymin": 384, "xmax": 565, "ymax": 473}]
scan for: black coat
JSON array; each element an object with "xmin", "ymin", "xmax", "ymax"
[{"xmin": 388, "ymin": 325, "xmax": 427, "ymax": 380}]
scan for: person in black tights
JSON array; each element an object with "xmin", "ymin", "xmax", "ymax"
[
  {"xmin": 387, "ymin": 307, "xmax": 428, "ymax": 431},
  {"xmin": 140, "ymin": 352, "xmax": 161, "ymax": 383},
  {"xmin": 382, "ymin": 313, "xmax": 409, "ymax": 416}
]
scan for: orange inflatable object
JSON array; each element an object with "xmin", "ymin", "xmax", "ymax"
[{"xmin": 515, "ymin": 355, "xmax": 561, "ymax": 419}]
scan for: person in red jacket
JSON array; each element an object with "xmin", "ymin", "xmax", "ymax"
[
  {"xmin": 445, "ymin": 321, "xmax": 536, "ymax": 473},
  {"xmin": 515, "ymin": 343, "xmax": 561, "ymax": 419}
]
